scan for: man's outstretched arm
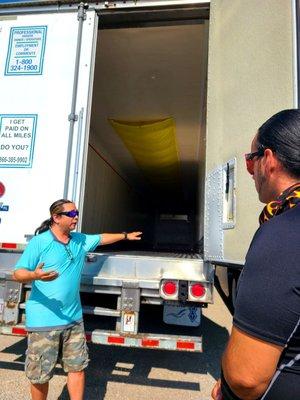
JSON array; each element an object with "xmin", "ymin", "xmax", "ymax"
[{"xmin": 100, "ymin": 232, "xmax": 142, "ymax": 245}]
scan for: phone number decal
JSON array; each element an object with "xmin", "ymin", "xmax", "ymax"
[
  {"xmin": 0, "ymin": 156, "xmax": 28, "ymax": 163},
  {"xmin": 5, "ymin": 26, "xmax": 47, "ymax": 76}
]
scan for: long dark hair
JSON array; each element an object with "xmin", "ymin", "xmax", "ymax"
[
  {"xmin": 35, "ymin": 199, "xmax": 73, "ymax": 235},
  {"xmin": 257, "ymin": 109, "xmax": 300, "ymax": 178}
]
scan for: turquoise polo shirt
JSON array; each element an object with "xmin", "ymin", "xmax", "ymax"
[{"xmin": 15, "ymin": 230, "xmax": 100, "ymax": 331}]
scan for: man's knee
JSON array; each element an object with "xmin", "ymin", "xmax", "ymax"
[
  {"xmin": 31, "ymin": 382, "xmax": 49, "ymax": 391},
  {"xmin": 68, "ymin": 370, "xmax": 85, "ymax": 377}
]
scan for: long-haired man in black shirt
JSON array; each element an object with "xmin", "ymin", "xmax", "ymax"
[{"xmin": 212, "ymin": 109, "xmax": 300, "ymax": 400}]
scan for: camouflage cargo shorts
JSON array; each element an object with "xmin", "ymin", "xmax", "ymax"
[{"xmin": 25, "ymin": 321, "xmax": 89, "ymax": 384}]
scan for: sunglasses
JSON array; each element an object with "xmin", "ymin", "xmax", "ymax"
[
  {"xmin": 58, "ymin": 210, "xmax": 79, "ymax": 218},
  {"xmin": 244, "ymin": 146, "xmax": 266, "ymax": 175}
]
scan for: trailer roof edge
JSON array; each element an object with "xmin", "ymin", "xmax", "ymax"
[{"xmin": 0, "ymin": 0, "xmax": 210, "ymax": 13}]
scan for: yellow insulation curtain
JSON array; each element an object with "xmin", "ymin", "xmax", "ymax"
[{"xmin": 109, "ymin": 118, "xmax": 181, "ymax": 194}]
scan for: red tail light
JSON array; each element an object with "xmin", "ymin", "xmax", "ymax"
[
  {"xmin": 163, "ymin": 281, "xmax": 177, "ymax": 295},
  {"xmin": 190, "ymin": 283, "xmax": 206, "ymax": 298},
  {"xmin": 160, "ymin": 280, "xmax": 178, "ymax": 299}
]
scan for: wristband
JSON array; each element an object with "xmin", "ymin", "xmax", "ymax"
[{"xmin": 122, "ymin": 232, "xmax": 128, "ymax": 240}]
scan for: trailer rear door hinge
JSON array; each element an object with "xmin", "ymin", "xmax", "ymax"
[
  {"xmin": 68, "ymin": 113, "xmax": 78, "ymax": 122},
  {"xmin": 78, "ymin": 2, "xmax": 89, "ymax": 20},
  {"xmin": 104, "ymin": 1, "xmax": 117, "ymax": 8},
  {"xmin": 24, "ymin": 234, "xmax": 34, "ymax": 242}
]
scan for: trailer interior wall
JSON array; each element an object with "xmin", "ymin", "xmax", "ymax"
[
  {"xmin": 206, "ymin": 0, "xmax": 295, "ymax": 262},
  {"xmin": 82, "ymin": 20, "xmax": 209, "ymax": 250}
]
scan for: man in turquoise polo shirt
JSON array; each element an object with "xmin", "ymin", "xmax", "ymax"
[{"xmin": 14, "ymin": 198, "xmax": 142, "ymax": 400}]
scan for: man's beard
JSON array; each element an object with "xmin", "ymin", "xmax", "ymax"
[{"xmin": 256, "ymin": 172, "xmax": 269, "ymax": 203}]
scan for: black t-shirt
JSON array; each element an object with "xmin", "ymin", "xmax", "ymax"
[{"xmin": 228, "ymin": 205, "xmax": 300, "ymax": 400}]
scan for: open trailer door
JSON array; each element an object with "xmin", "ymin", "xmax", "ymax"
[
  {"xmin": 204, "ymin": 0, "xmax": 297, "ymax": 266},
  {"xmin": 0, "ymin": 4, "xmax": 98, "ymax": 246}
]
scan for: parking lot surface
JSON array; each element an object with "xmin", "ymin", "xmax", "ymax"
[{"xmin": 0, "ymin": 291, "xmax": 232, "ymax": 400}]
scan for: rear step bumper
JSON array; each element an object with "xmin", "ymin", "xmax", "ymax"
[{"xmin": 0, "ymin": 325, "xmax": 202, "ymax": 352}]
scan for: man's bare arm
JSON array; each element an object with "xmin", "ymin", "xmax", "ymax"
[
  {"xmin": 100, "ymin": 232, "xmax": 142, "ymax": 245},
  {"xmin": 221, "ymin": 326, "xmax": 283, "ymax": 400},
  {"xmin": 13, "ymin": 263, "xmax": 58, "ymax": 283}
]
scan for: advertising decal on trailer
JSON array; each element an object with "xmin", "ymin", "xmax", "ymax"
[
  {"xmin": 5, "ymin": 25, "xmax": 47, "ymax": 76},
  {"xmin": 0, "ymin": 114, "xmax": 37, "ymax": 167}
]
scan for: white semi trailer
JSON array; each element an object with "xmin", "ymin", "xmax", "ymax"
[{"xmin": 0, "ymin": 0, "xmax": 297, "ymax": 351}]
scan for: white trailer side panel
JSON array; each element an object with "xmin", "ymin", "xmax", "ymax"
[
  {"xmin": 205, "ymin": 0, "xmax": 295, "ymax": 262},
  {"xmin": 0, "ymin": 10, "xmax": 97, "ymax": 244}
]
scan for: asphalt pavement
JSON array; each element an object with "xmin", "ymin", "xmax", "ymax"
[{"xmin": 0, "ymin": 290, "xmax": 232, "ymax": 400}]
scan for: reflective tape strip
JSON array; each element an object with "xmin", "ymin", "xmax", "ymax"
[
  {"xmin": 108, "ymin": 336, "xmax": 125, "ymax": 344},
  {"xmin": 87, "ymin": 331, "xmax": 202, "ymax": 352},
  {"xmin": 0, "ymin": 325, "xmax": 27, "ymax": 336},
  {"xmin": 141, "ymin": 339, "xmax": 159, "ymax": 347},
  {"xmin": 1, "ymin": 243, "xmax": 17, "ymax": 249},
  {"xmin": 12, "ymin": 327, "xmax": 27, "ymax": 335},
  {"xmin": 0, "ymin": 243, "xmax": 26, "ymax": 250},
  {"xmin": 176, "ymin": 341, "xmax": 195, "ymax": 350},
  {"xmin": 85, "ymin": 333, "xmax": 92, "ymax": 342}
]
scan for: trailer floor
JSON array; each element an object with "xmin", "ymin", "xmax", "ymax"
[{"xmin": 94, "ymin": 250, "xmax": 203, "ymax": 259}]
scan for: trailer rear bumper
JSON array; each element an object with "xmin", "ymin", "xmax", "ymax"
[
  {"xmin": 87, "ymin": 330, "xmax": 202, "ymax": 352},
  {"xmin": 0, "ymin": 325, "xmax": 202, "ymax": 352}
]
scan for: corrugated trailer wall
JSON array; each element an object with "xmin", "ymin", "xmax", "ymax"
[
  {"xmin": 206, "ymin": 0, "xmax": 295, "ymax": 262},
  {"xmin": 81, "ymin": 137, "xmax": 148, "ymax": 234}
]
